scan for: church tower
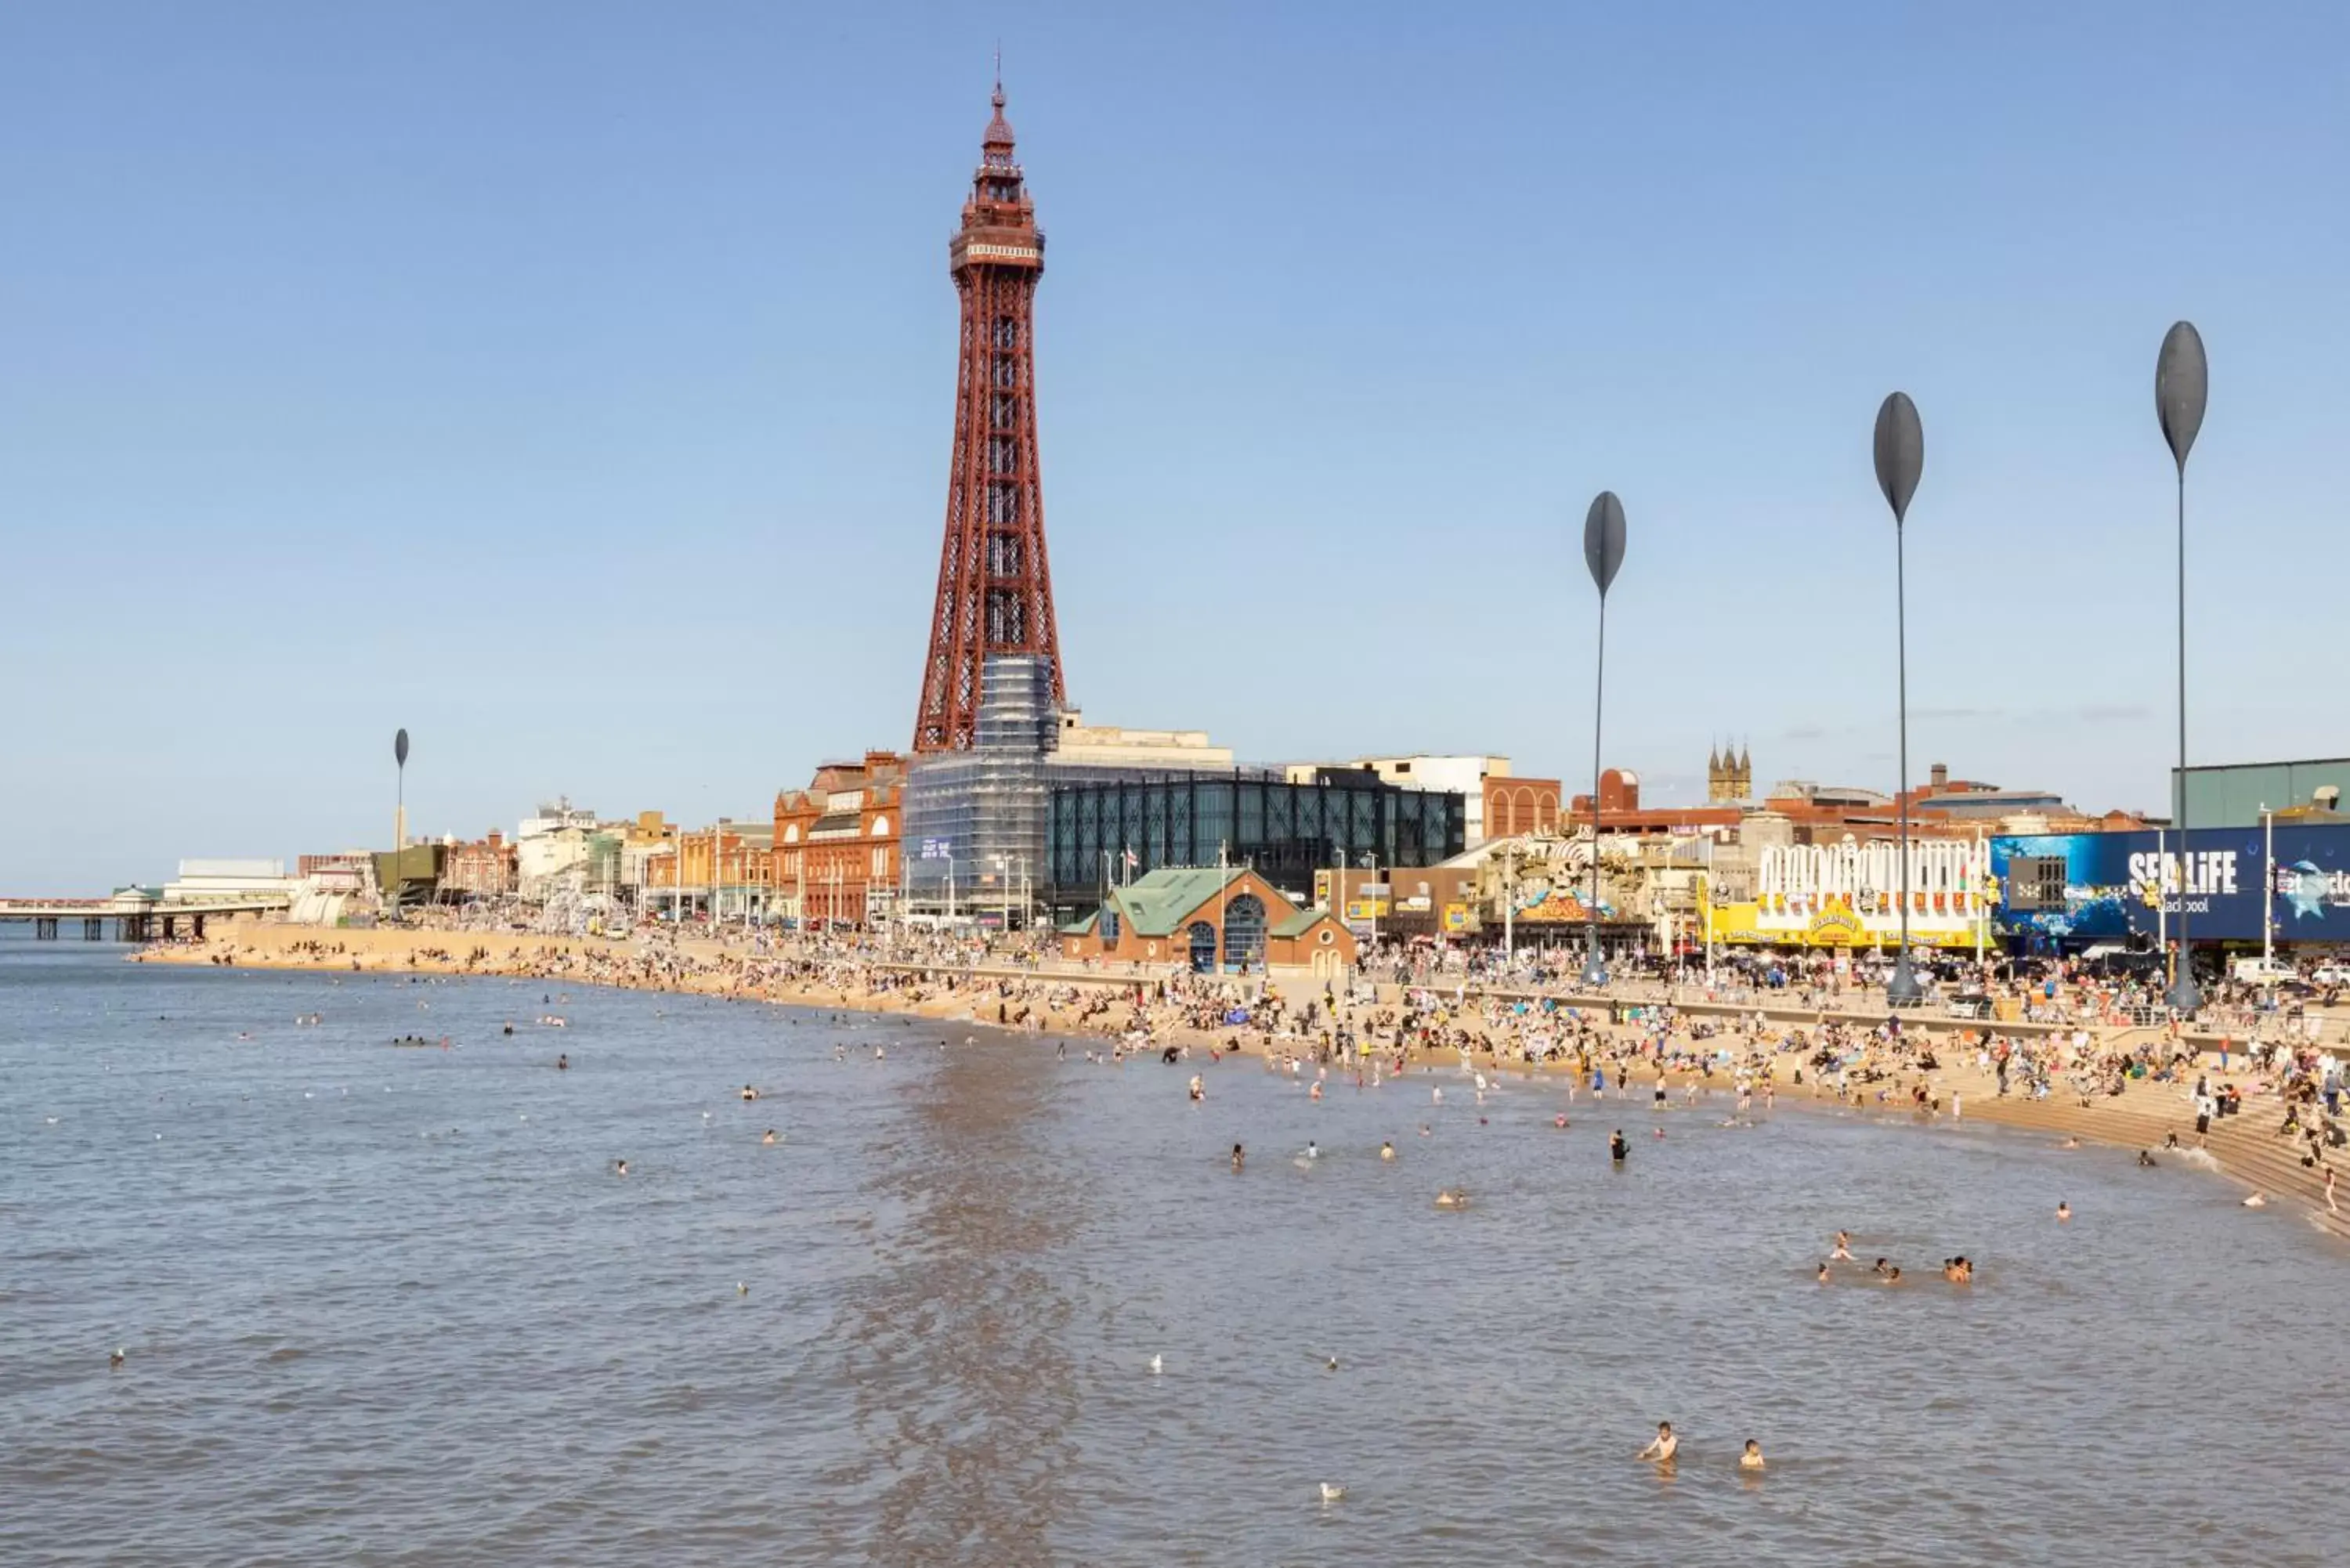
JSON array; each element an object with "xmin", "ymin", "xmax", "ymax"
[{"xmin": 1708, "ymin": 741, "xmax": 1754, "ymax": 803}]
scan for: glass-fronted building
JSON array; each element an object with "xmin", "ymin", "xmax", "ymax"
[
  {"xmin": 902, "ymin": 654, "xmax": 1202, "ymax": 923},
  {"xmin": 906, "ymin": 653, "xmax": 1467, "ymax": 923},
  {"xmin": 1047, "ymin": 770, "xmax": 1466, "ymax": 909}
]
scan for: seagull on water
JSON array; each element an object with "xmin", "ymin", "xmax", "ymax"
[
  {"xmin": 1148, "ymin": 1354, "xmax": 1162, "ymax": 1375},
  {"xmin": 1319, "ymin": 1483, "xmax": 1347, "ymax": 1503}
]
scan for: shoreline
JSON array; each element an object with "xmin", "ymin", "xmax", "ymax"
[{"xmin": 138, "ymin": 923, "xmax": 2348, "ymax": 1243}]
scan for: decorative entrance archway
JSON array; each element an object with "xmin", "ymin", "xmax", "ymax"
[
  {"xmin": 1220, "ymin": 894, "xmax": 1265, "ymax": 973},
  {"xmin": 1186, "ymin": 920, "xmax": 1217, "ymax": 973}
]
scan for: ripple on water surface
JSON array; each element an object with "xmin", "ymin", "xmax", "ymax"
[{"xmin": 0, "ymin": 940, "xmax": 2344, "ymax": 1567}]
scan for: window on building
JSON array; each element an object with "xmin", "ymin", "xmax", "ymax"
[
  {"xmin": 1221, "ymin": 895, "xmax": 1266, "ymax": 973},
  {"xmin": 1101, "ymin": 909, "xmax": 1121, "ymax": 948}
]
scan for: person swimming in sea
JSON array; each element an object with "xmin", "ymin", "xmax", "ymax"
[
  {"xmin": 1379, "ymin": 1140, "xmax": 1395, "ymax": 1161},
  {"xmin": 741, "ymin": 1085, "xmax": 759, "ymax": 1101},
  {"xmin": 556, "ymin": 1054, "xmax": 568, "ymax": 1071},
  {"xmin": 761, "ymin": 1129, "xmax": 777, "ymax": 1145},
  {"xmin": 1882, "ymin": 1266, "xmax": 1904, "ymax": 1284},
  {"xmin": 1189, "ymin": 1074, "xmax": 1204, "ymax": 1102},
  {"xmin": 1609, "ymin": 1130, "xmax": 1629, "ymax": 1163},
  {"xmin": 1816, "ymin": 1263, "xmax": 1831, "ymax": 1283},
  {"xmin": 615, "ymin": 1159, "xmax": 629, "ymax": 1176},
  {"xmin": 1872, "ymin": 1257, "xmax": 1891, "ymax": 1277},
  {"xmin": 1231, "ymin": 1143, "xmax": 1246, "ymax": 1173},
  {"xmin": 1740, "ymin": 1440, "xmax": 1765, "ymax": 1471},
  {"xmin": 1305, "ymin": 1141, "xmax": 1319, "ymax": 1161},
  {"xmin": 2056, "ymin": 1201, "xmax": 2072, "ymax": 1221},
  {"xmin": 1435, "ymin": 1188, "xmax": 1470, "ymax": 1209},
  {"xmin": 1831, "ymin": 1230, "xmax": 1854, "ymax": 1260},
  {"xmin": 1638, "ymin": 1422, "xmax": 1677, "ymax": 1462},
  {"xmin": 2138, "ymin": 1150, "xmax": 2158, "ymax": 1168}
]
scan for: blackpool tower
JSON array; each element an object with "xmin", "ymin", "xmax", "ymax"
[{"xmin": 912, "ymin": 81, "xmax": 1065, "ymax": 753}]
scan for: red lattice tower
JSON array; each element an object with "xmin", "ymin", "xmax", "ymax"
[{"xmin": 913, "ymin": 81, "xmax": 1065, "ymax": 753}]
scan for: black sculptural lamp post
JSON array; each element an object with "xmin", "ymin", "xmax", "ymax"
[
  {"xmin": 1581, "ymin": 491, "xmax": 1626, "ymax": 990},
  {"xmin": 1874, "ymin": 394, "xmax": 1925, "ymax": 1008},
  {"xmin": 2157, "ymin": 321, "xmax": 2207, "ymax": 1014},
  {"xmin": 392, "ymin": 728, "xmax": 410, "ymax": 914}
]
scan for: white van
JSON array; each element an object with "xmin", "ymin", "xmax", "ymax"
[{"xmin": 2231, "ymin": 956, "xmax": 2297, "ymax": 985}]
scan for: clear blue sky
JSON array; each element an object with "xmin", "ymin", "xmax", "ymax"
[{"xmin": 4, "ymin": 2, "xmax": 2344, "ymax": 892}]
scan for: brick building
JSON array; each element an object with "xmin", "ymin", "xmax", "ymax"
[
  {"xmin": 1057, "ymin": 866, "xmax": 1354, "ymax": 978},
  {"xmin": 646, "ymin": 821, "xmax": 774, "ymax": 919},
  {"xmin": 776, "ymin": 750, "xmax": 906, "ymax": 928},
  {"xmin": 442, "ymin": 832, "xmax": 517, "ymax": 898},
  {"xmin": 1482, "ymin": 775, "xmax": 1561, "ymax": 839}
]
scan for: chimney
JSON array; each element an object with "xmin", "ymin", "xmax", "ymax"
[{"xmin": 1929, "ymin": 762, "xmax": 1948, "ymax": 793}]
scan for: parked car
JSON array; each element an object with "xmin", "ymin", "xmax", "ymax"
[{"xmin": 2231, "ymin": 956, "xmax": 2298, "ymax": 985}]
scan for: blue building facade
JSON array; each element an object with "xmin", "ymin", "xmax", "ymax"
[{"xmin": 1990, "ymin": 824, "xmax": 2350, "ymax": 951}]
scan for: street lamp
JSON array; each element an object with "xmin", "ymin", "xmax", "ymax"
[
  {"xmin": 2261, "ymin": 801, "xmax": 2274, "ymax": 974},
  {"xmin": 1873, "ymin": 393, "xmax": 1925, "ymax": 1007},
  {"xmin": 391, "ymin": 728, "xmax": 410, "ymax": 915},
  {"xmin": 1581, "ymin": 490, "xmax": 1626, "ymax": 990},
  {"xmin": 2157, "ymin": 320, "xmax": 2207, "ymax": 1014}
]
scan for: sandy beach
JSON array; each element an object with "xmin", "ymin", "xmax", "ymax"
[{"xmin": 142, "ymin": 921, "xmax": 2350, "ymax": 1241}]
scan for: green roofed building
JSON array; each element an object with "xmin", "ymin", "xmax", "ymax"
[{"xmin": 1057, "ymin": 865, "xmax": 1354, "ymax": 978}]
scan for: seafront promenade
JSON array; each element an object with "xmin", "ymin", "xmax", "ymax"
[{"xmin": 139, "ymin": 922, "xmax": 2349, "ymax": 1239}]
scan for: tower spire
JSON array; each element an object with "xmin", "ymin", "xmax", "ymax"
[{"xmin": 983, "ymin": 61, "xmax": 1014, "ymax": 156}]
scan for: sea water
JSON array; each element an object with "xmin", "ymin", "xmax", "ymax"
[{"xmin": 3, "ymin": 934, "xmax": 2345, "ymax": 1566}]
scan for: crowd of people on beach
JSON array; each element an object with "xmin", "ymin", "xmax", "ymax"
[{"xmin": 152, "ymin": 906, "xmax": 2350, "ymax": 1225}]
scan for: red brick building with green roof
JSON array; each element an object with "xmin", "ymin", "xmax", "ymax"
[{"xmin": 1057, "ymin": 866, "xmax": 1354, "ymax": 978}]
